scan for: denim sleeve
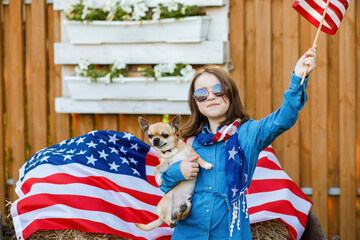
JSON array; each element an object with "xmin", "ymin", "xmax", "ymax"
[
  {"xmin": 241, "ymin": 73, "xmax": 309, "ymax": 153},
  {"xmin": 159, "ymin": 161, "xmax": 186, "ymax": 194}
]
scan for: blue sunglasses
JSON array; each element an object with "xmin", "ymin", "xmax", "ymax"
[{"xmin": 193, "ymin": 83, "xmax": 227, "ymax": 102}]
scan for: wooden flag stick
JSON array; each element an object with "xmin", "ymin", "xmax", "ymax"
[{"xmin": 300, "ymin": 0, "xmax": 331, "ymax": 85}]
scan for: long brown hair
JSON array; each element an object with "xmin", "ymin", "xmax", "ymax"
[{"xmin": 180, "ymin": 65, "xmax": 250, "ymax": 138}]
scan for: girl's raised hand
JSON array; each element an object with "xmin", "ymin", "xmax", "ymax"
[
  {"xmin": 180, "ymin": 155, "xmax": 200, "ymax": 180},
  {"xmin": 294, "ymin": 45, "xmax": 317, "ymax": 78}
]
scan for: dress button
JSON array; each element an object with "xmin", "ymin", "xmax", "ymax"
[
  {"xmin": 206, "ymin": 209, "xmax": 209, "ymax": 212},
  {"xmin": 209, "ymin": 186, "xmax": 212, "ymax": 190},
  {"xmin": 205, "ymin": 232, "xmax": 207, "ymax": 235}
]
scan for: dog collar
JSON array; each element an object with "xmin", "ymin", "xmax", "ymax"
[{"xmin": 161, "ymin": 149, "xmax": 172, "ymax": 154}]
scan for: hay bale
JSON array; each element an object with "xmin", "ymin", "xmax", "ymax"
[{"xmin": 8, "ymin": 219, "xmax": 289, "ymax": 239}]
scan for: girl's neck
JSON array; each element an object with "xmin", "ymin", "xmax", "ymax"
[{"xmin": 208, "ymin": 119, "xmax": 222, "ymax": 133}]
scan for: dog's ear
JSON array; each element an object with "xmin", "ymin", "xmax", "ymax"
[
  {"xmin": 138, "ymin": 117, "xmax": 152, "ymax": 133},
  {"xmin": 169, "ymin": 115, "xmax": 181, "ymax": 132}
]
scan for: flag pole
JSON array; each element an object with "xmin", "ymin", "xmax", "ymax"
[{"xmin": 300, "ymin": 0, "xmax": 330, "ymax": 85}]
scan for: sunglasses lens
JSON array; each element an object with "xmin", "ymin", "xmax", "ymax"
[
  {"xmin": 213, "ymin": 83, "xmax": 226, "ymax": 97},
  {"xmin": 194, "ymin": 88, "xmax": 208, "ymax": 102}
]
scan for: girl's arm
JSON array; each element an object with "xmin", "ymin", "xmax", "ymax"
[
  {"xmin": 159, "ymin": 155, "xmax": 199, "ymax": 193},
  {"xmin": 241, "ymin": 47, "xmax": 317, "ymax": 153}
]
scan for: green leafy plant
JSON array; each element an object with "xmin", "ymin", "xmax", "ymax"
[{"xmin": 65, "ymin": 0, "xmax": 205, "ymax": 22}]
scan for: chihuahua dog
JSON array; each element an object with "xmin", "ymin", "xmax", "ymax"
[{"xmin": 135, "ymin": 115, "xmax": 213, "ymax": 231}]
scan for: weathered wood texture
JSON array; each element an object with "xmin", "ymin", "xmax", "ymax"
[{"xmin": 0, "ymin": 1, "xmax": 359, "ymax": 239}]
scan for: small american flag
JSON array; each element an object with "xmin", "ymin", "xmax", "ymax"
[
  {"xmin": 293, "ymin": 0, "xmax": 351, "ymax": 35},
  {"xmin": 11, "ymin": 131, "xmax": 312, "ymax": 240}
]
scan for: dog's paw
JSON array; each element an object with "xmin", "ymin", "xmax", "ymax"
[
  {"xmin": 170, "ymin": 221, "xmax": 177, "ymax": 228},
  {"xmin": 202, "ymin": 162, "xmax": 213, "ymax": 170},
  {"xmin": 155, "ymin": 175, "xmax": 163, "ymax": 186},
  {"xmin": 179, "ymin": 202, "xmax": 188, "ymax": 212}
]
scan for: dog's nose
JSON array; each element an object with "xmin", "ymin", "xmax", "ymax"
[{"xmin": 153, "ymin": 138, "xmax": 160, "ymax": 146}]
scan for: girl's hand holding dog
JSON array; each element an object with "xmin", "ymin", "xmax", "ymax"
[{"xmin": 180, "ymin": 155, "xmax": 200, "ymax": 180}]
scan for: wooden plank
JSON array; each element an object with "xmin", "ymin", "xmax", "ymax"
[
  {"xmin": 55, "ymin": 98, "xmax": 190, "ymax": 115},
  {"xmin": 0, "ymin": 0, "xmax": 5, "ymax": 220},
  {"xmin": 310, "ymin": 31, "xmax": 328, "ymax": 233},
  {"xmin": 357, "ymin": 2, "xmax": 360, "ymax": 239},
  {"xmin": 72, "ymin": 114, "xmax": 95, "ymax": 137},
  {"xmin": 96, "ymin": 115, "xmax": 119, "ymax": 131},
  {"xmin": 327, "ymin": 29, "xmax": 340, "ymax": 238},
  {"xmin": 53, "ymin": 0, "xmax": 225, "ymax": 10},
  {"xmin": 54, "ymin": 41, "xmax": 228, "ymax": 65},
  {"xmin": 4, "ymin": 1, "xmax": 26, "ymax": 201},
  {"xmin": 229, "ymin": 0, "xmax": 245, "ymax": 101},
  {"xmin": 25, "ymin": 5, "xmax": 34, "ymax": 157},
  {"xmin": 255, "ymin": 0, "xmax": 271, "ymax": 119},
  {"xmin": 119, "ymin": 115, "xmax": 143, "ymax": 141},
  {"xmin": 282, "ymin": 2, "xmax": 300, "ymax": 184},
  {"xmin": 299, "ymin": 16, "xmax": 313, "ymax": 192},
  {"xmin": 270, "ymin": 0, "xmax": 284, "ymax": 163},
  {"xmin": 244, "ymin": 0, "xmax": 255, "ymax": 116},
  {"xmin": 339, "ymin": 2, "xmax": 356, "ymax": 239}
]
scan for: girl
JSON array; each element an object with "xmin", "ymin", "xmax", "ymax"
[{"xmin": 160, "ymin": 47, "xmax": 317, "ymax": 239}]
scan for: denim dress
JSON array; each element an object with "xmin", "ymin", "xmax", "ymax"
[{"xmin": 160, "ymin": 73, "xmax": 309, "ymax": 239}]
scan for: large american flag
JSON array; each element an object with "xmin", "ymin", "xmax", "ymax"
[
  {"xmin": 293, "ymin": 0, "xmax": 351, "ymax": 35},
  {"xmin": 11, "ymin": 130, "xmax": 311, "ymax": 240}
]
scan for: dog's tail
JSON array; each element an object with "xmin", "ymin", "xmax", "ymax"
[{"xmin": 135, "ymin": 218, "xmax": 164, "ymax": 231}]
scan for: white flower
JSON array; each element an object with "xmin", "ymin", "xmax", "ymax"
[
  {"xmin": 112, "ymin": 60, "xmax": 126, "ymax": 71},
  {"xmin": 81, "ymin": 7, "xmax": 89, "ymax": 20},
  {"xmin": 165, "ymin": 63, "xmax": 175, "ymax": 73},
  {"xmin": 180, "ymin": 65, "xmax": 196, "ymax": 82},
  {"xmin": 104, "ymin": 73, "xmax": 111, "ymax": 85},
  {"xmin": 102, "ymin": 0, "xmax": 112, "ymax": 12},
  {"xmin": 152, "ymin": 6, "xmax": 161, "ymax": 20},
  {"xmin": 154, "ymin": 65, "xmax": 162, "ymax": 79},
  {"xmin": 166, "ymin": 0, "xmax": 178, "ymax": 12},
  {"xmin": 132, "ymin": 2, "xmax": 148, "ymax": 20},
  {"xmin": 120, "ymin": 0, "xmax": 133, "ymax": 14},
  {"xmin": 79, "ymin": 59, "xmax": 91, "ymax": 71},
  {"xmin": 75, "ymin": 66, "xmax": 84, "ymax": 76},
  {"xmin": 181, "ymin": 6, "xmax": 186, "ymax": 15}
]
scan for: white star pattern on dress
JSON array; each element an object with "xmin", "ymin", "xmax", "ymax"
[
  {"xmin": 109, "ymin": 161, "xmax": 120, "ymax": 171},
  {"xmin": 231, "ymin": 185, "xmax": 239, "ymax": 197},
  {"xmin": 120, "ymin": 146, "xmax": 127, "ymax": 155},
  {"xmin": 86, "ymin": 141, "xmax": 97, "ymax": 148},
  {"xmin": 123, "ymin": 133, "xmax": 134, "ymax": 141},
  {"xmin": 98, "ymin": 150, "xmax": 109, "ymax": 160},
  {"xmin": 76, "ymin": 137, "xmax": 85, "ymax": 145},
  {"xmin": 228, "ymin": 147, "xmax": 238, "ymax": 160},
  {"xmin": 131, "ymin": 168, "xmax": 140, "ymax": 176},
  {"xmin": 110, "ymin": 147, "xmax": 119, "ymax": 154},
  {"xmin": 121, "ymin": 157, "xmax": 129, "ymax": 165},
  {"xmin": 86, "ymin": 154, "xmax": 98, "ymax": 166},
  {"xmin": 130, "ymin": 143, "xmax": 140, "ymax": 151},
  {"xmin": 109, "ymin": 134, "xmax": 119, "ymax": 144}
]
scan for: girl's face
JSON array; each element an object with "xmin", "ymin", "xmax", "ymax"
[{"xmin": 194, "ymin": 72, "xmax": 230, "ymax": 124}]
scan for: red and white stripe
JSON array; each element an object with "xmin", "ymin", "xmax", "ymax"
[
  {"xmin": 293, "ymin": 0, "xmax": 351, "ymax": 35},
  {"xmin": 247, "ymin": 147, "xmax": 312, "ymax": 240}
]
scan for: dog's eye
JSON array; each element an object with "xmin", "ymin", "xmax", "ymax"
[
  {"xmin": 161, "ymin": 134, "xmax": 169, "ymax": 138},
  {"xmin": 148, "ymin": 134, "xmax": 153, "ymax": 139}
]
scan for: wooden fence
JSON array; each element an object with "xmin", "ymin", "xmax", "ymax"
[{"xmin": 0, "ymin": 0, "xmax": 359, "ymax": 239}]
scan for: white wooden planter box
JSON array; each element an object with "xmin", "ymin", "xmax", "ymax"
[
  {"xmin": 65, "ymin": 16, "xmax": 211, "ymax": 44},
  {"xmin": 65, "ymin": 75, "xmax": 191, "ymax": 101}
]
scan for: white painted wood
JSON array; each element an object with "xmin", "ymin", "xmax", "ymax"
[
  {"xmin": 65, "ymin": 16, "xmax": 210, "ymax": 44},
  {"xmin": 55, "ymin": 97, "xmax": 191, "ymax": 114},
  {"xmin": 206, "ymin": 0, "xmax": 229, "ymax": 42},
  {"xmin": 54, "ymin": 41, "xmax": 228, "ymax": 64},
  {"xmin": 65, "ymin": 75, "xmax": 191, "ymax": 100},
  {"xmin": 53, "ymin": 0, "xmax": 225, "ymax": 10}
]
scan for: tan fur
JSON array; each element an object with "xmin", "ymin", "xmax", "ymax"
[{"xmin": 135, "ymin": 115, "xmax": 213, "ymax": 231}]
